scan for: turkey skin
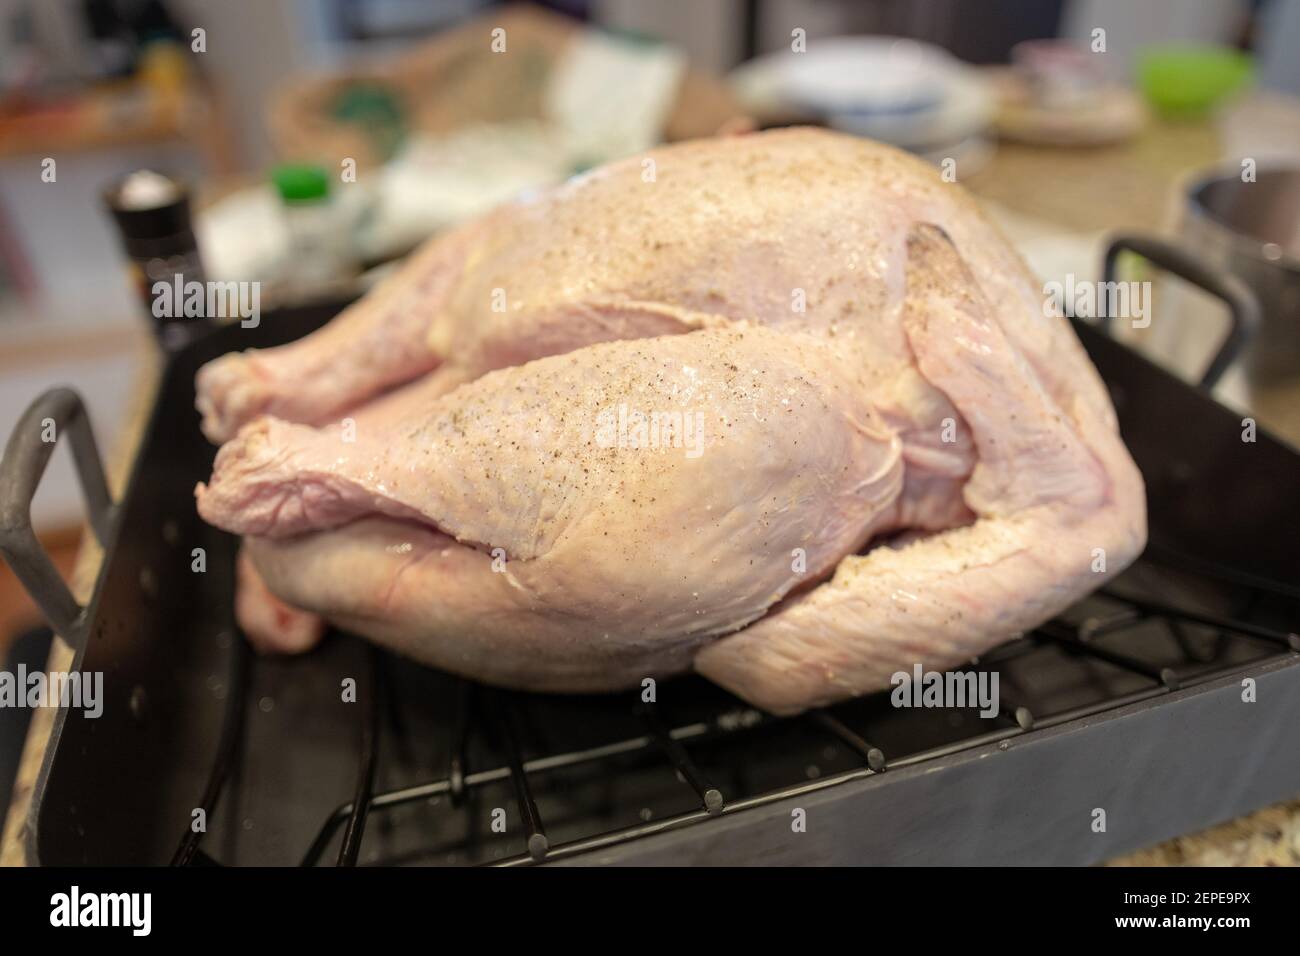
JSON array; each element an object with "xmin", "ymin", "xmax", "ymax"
[{"xmin": 195, "ymin": 128, "xmax": 1146, "ymax": 714}]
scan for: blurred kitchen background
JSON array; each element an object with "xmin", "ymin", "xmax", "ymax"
[{"xmin": 0, "ymin": 0, "xmax": 1298, "ymax": 639}]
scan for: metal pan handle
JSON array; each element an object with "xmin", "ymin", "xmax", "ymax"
[
  {"xmin": 0, "ymin": 388, "xmax": 115, "ymax": 636},
  {"xmin": 1100, "ymin": 233, "xmax": 1261, "ymax": 390}
]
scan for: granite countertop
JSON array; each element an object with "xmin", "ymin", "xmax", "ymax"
[{"xmin": 4, "ymin": 91, "xmax": 1299, "ymax": 867}]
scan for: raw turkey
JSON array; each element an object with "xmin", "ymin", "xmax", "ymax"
[{"xmin": 195, "ymin": 128, "xmax": 1146, "ymax": 714}]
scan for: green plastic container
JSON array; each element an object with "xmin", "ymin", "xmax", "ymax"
[
  {"xmin": 271, "ymin": 163, "xmax": 330, "ymax": 204},
  {"xmin": 1137, "ymin": 44, "xmax": 1253, "ymax": 119}
]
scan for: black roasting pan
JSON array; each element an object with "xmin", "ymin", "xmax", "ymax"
[{"xmin": 2, "ymin": 235, "xmax": 1298, "ymax": 866}]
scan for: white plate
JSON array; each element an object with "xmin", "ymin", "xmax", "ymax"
[{"xmin": 731, "ymin": 36, "xmax": 994, "ymax": 152}]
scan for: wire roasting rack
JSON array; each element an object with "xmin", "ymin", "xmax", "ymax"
[{"xmin": 169, "ymin": 542, "xmax": 1299, "ymax": 867}]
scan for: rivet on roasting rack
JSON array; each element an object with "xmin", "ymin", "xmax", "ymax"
[
  {"xmin": 491, "ymin": 694, "xmax": 549, "ymax": 861},
  {"xmin": 807, "ymin": 710, "xmax": 887, "ymax": 772},
  {"xmin": 639, "ymin": 704, "xmax": 725, "ymax": 813},
  {"xmin": 962, "ymin": 669, "xmax": 1035, "ymax": 730},
  {"xmin": 1002, "ymin": 702, "xmax": 1035, "ymax": 731}
]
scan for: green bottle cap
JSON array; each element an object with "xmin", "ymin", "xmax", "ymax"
[{"xmin": 272, "ymin": 164, "xmax": 330, "ymax": 203}]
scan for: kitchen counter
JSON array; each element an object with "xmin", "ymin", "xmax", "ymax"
[{"xmin": 4, "ymin": 91, "xmax": 1300, "ymax": 867}]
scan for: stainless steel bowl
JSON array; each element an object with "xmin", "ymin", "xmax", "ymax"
[{"xmin": 1183, "ymin": 167, "xmax": 1300, "ymax": 387}]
